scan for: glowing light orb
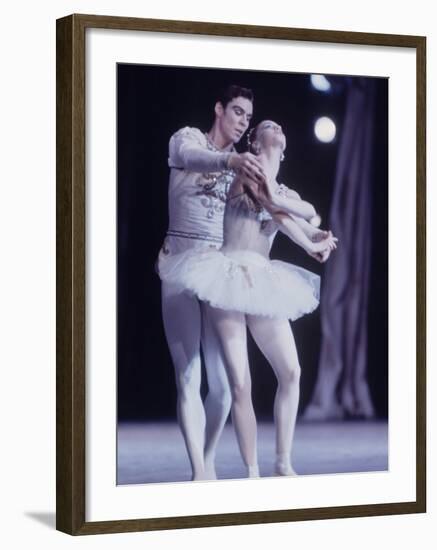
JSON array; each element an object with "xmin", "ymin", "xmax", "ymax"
[
  {"xmin": 314, "ymin": 117, "xmax": 336, "ymax": 143},
  {"xmin": 310, "ymin": 74, "xmax": 331, "ymax": 92}
]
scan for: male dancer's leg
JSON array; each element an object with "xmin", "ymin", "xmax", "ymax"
[
  {"xmin": 161, "ymin": 281, "xmax": 206, "ymax": 480},
  {"xmin": 247, "ymin": 315, "xmax": 301, "ymax": 476},
  {"xmin": 201, "ymin": 303, "xmax": 232, "ymax": 478}
]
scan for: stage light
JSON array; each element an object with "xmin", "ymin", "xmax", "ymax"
[
  {"xmin": 314, "ymin": 117, "xmax": 336, "ymax": 143},
  {"xmin": 310, "ymin": 74, "xmax": 331, "ymax": 92}
]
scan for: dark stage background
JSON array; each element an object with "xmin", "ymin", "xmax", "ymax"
[{"xmin": 117, "ymin": 64, "xmax": 388, "ymax": 421}]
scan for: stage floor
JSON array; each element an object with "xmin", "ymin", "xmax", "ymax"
[
  {"xmin": 117, "ymin": 421, "xmax": 388, "ymax": 485},
  {"xmin": 117, "ymin": 420, "xmax": 388, "ymax": 485}
]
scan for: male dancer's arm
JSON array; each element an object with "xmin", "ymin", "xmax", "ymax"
[
  {"xmin": 169, "ymin": 128, "xmax": 232, "ymax": 172},
  {"xmin": 170, "ymin": 127, "xmax": 265, "ymax": 181}
]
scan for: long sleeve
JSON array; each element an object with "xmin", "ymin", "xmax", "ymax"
[{"xmin": 168, "ymin": 127, "xmax": 232, "ymax": 173}]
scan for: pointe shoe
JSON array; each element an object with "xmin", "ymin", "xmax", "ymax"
[
  {"xmin": 191, "ymin": 472, "xmax": 211, "ymax": 481},
  {"xmin": 275, "ymin": 454, "xmax": 297, "ymax": 476},
  {"xmin": 192, "ymin": 463, "xmax": 217, "ymax": 482},
  {"xmin": 275, "ymin": 462, "xmax": 297, "ymax": 476},
  {"xmin": 247, "ymin": 465, "xmax": 260, "ymax": 478},
  {"xmin": 204, "ymin": 460, "xmax": 217, "ymax": 480}
]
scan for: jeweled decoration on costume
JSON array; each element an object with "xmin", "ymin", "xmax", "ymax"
[{"xmin": 195, "ymin": 135, "xmax": 236, "ymax": 219}]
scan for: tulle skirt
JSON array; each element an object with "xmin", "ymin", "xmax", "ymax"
[{"xmin": 158, "ymin": 248, "xmax": 320, "ymax": 320}]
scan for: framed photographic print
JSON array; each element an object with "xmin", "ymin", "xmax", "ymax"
[{"xmin": 56, "ymin": 13, "xmax": 426, "ymax": 535}]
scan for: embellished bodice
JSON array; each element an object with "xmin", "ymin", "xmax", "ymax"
[
  {"xmin": 221, "ymin": 190, "xmax": 279, "ymax": 258},
  {"xmin": 167, "ymin": 126, "xmax": 235, "ymax": 244},
  {"xmin": 194, "ymin": 167, "xmax": 235, "ymax": 221}
]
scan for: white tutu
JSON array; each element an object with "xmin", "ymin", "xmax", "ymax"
[{"xmin": 158, "ymin": 248, "xmax": 320, "ymax": 320}]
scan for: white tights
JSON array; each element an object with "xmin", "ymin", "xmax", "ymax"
[
  {"xmin": 201, "ymin": 304, "xmax": 259, "ymax": 476},
  {"xmin": 247, "ymin": 315, "xmax": 300, "ymax": 476},
  {"xmin": 161, "ymin": 282, "xmax": 231, "ymax": 481},
  {"xmin": 202, "ymin": 304, "xmax": 301, "ymax": 477}
]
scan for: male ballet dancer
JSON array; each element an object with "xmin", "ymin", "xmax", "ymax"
[{"xmin": 157, "ymin": 85, "xmax": 265, "ymax": 480}]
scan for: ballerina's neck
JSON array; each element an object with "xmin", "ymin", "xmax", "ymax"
[{"xmin": 258, "ymin": 147, "xmax": 281, "ymax": 179}]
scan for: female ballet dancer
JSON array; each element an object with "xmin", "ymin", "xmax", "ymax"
[{"xmin": 159, "ymin": 120, "xmax": 337, "ymax": 478}]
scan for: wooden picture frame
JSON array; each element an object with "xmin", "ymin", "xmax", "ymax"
[{"xmin": 56, "ymin": 13, "xmax": 426, "ymax": 535}]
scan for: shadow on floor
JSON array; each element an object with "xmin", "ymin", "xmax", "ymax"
[{"xmin": 25, "ymin": 512, "xmax": 56, "ymax": 529}]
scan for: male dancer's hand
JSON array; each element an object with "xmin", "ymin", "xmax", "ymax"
[{"xmin": 228, "ymin": 152, "xmax": 265, "ymax": 183}]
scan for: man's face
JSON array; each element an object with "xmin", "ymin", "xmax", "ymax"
[{"xmin": 216, "ymin": 96, "xmax": 253, "ymax": 144}]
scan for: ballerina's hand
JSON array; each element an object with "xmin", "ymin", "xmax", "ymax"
[
  {"xmin": 311, "ymin": 229, "xmax": 330, "ymax": 243},
  {"xmin": 319, "ymin": 247, "xmax": 332, "ymax": 262},
  {"xmin": 309, "ymin": 231, "xmax": 338, "ymax": 253},
  {"xmin": 308, "ymin": 248, "xmax": 331, "ymax": 263},
  {"xmin": 326, "ymin": 230, "xmax": 338, "ymax": 250}
]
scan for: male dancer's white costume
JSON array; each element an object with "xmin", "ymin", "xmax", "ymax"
[{"xmin": 157, "ymin": 126, "xmax": 235, "ymax": 479}]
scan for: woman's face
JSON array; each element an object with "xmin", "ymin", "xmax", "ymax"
[{"xmin": 255, "ymin": 120, "xmax": 286, "ymax": 152}]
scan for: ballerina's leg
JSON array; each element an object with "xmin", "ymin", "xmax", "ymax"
[
  {"xmin": 247, "ymin": 315, "xmax": 301, "ymax": 476},
  {"xmin": 204, "ymin": 304, "xmax": 259, "ymax": 478}
]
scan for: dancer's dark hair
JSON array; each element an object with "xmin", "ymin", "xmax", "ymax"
[{"xmin": 216, "ymin": 85, "xmax": 254, "ymax": 109}]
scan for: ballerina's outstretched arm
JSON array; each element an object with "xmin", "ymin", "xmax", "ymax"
[
  {"xmin": 243, "ymin": 177, "xmax": 336, "ymax": 253},
  {"xmin": 263, "ymin": 183, "xmax": 329, "ymax": 236},
  {"xmin": 273, "ymin": 212, "xmax": 337, "ymax": 256},
  {"xmin": 242, "ymin": 177, "xmax": 317, "ymax": 221},
  {"xmin": 272, "ymin": 187, "xmax": 332, "ymax": 242},
  {"xmin": 265, "ymin": 188, "xmax": 317, "ymax": 220},
  {"xmin": 240, "ymin": 175, "xmax": 337, "ymax": 258},
  {"xmin": 280, "ymin": 213, "xmax": 336, "ymax": 263},
  {"xmin": 275, "ymin": 189, "xmax": 338, "ymax": 260}
]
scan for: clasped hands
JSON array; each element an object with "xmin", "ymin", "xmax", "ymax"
[
  {"xmin": 307, "ymin": 230, "xmax": 338, "ymax": 263},
  {"xmin": 228, "ymin": 152, "xmax": 266, "ymax": 184}
]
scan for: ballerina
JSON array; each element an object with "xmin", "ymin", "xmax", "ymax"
[{"xmin": 159, "ymin": 119, "xmax": 337, "ymax": 477}]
